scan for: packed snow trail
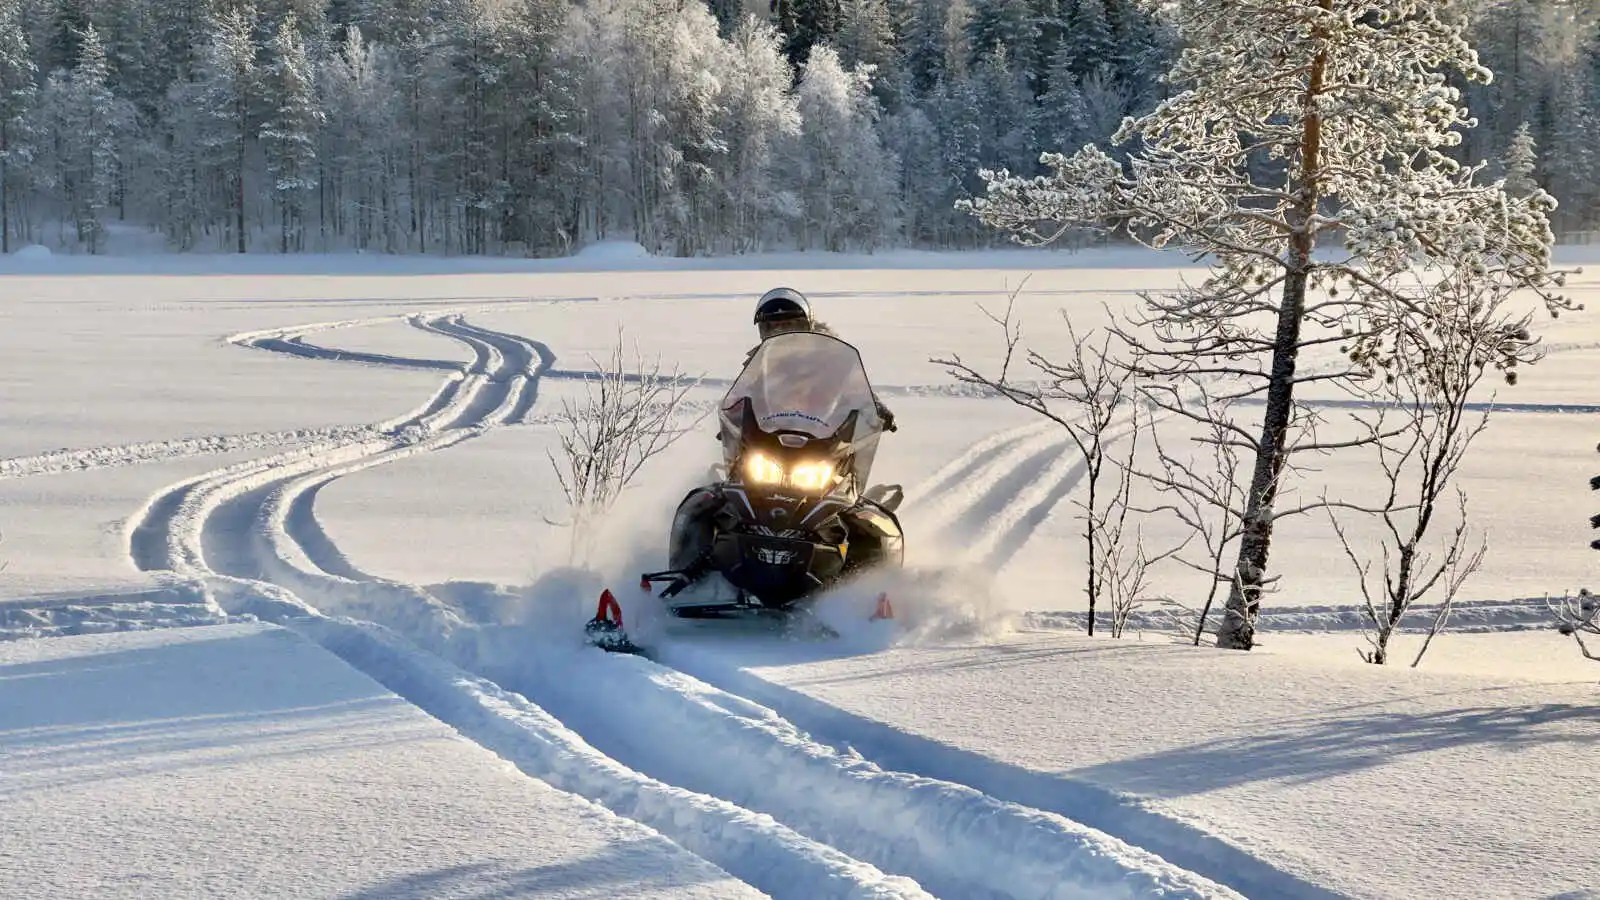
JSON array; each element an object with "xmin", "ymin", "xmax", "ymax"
[
  {"xmin": 118, "ymin": 307, "xmax": 1248, "ymax": 900},
  {"xmin": 125, "ymin": 311, "xmax": 929, "ymax": 900},
  {"xmin": 475, "ymin": 636, "xmax": 1243, "ymax": 900},
  {"xmin": 650, "ymin": 638, "xmax": 1347, "ymax": 900}
]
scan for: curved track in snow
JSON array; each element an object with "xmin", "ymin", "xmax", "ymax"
[{"xmin": 114, "ymin": 308, "xmax": 1242, "ymax": 900}]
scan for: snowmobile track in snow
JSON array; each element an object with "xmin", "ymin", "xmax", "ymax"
[{"xmin": 112, "ymin": 306, "xmax": 1245, "ymax": 900}]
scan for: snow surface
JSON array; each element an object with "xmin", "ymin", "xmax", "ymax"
[
  {"xmin": 0, "ymin": 622, "xmax": 758, "ymax": 899},
  {"xmin": 2, "ymin": 252, "xmax": 1597, "ymax": 898}
]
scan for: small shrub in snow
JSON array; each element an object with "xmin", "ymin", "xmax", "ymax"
[
  {"xmin": 1552, "ymin": 588, "xmax": 1600, "ymax": 665},
  {"xmin": 547, "ymin": 329, "xmax": 704, "ymax": 562}
]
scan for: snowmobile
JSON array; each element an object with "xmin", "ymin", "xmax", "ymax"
[{"xmin": 587, "ymin": 330, "xmax": 905, "ymax": 654}]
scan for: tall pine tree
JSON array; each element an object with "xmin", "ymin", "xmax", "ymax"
[
  {"xmin": 0, "ymin": 3, "xmax": 37, "ymax": 253},
  {"xmin": 260, "ymin": 15, "xmax": 322, "ymax": 252}
]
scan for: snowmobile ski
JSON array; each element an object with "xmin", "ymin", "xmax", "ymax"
[{"xmin": 585, "ymin": 589, "xmax": 646, "ymax": 655}]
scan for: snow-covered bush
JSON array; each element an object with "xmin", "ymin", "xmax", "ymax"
[{"xmin": 1553, "ymin": 588, "xmax": 1599, "ymax": 665}]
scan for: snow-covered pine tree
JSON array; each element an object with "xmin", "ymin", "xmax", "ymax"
[
  {"xmin": 720, "ymin": 15, "xmax": 801, "ymax": 252},
  {"xmin": 962, "ymin": 0, "xmax": 1574, "ymax": 650},
  {"xmin": 260, "ymin": 15, "xmax": 322, "ymax": 253},
  {"xmin": 792, "ymin": 44, "xmax": 897, "ymax": 251},
  {"xmin": 1028, "ymin": 44, "xmax": 1087, "ymax": 158},
  {"xmin": 1503, "ymin": 121, "xmax": 1539, "ymax": 199},
  {"xmin": 495, "ymin": 0, "xmax": 583, "ymax": 256},
  {"xmin": 194, "ymin": 5, "xmax": 260, "ymax": 253},
  {"xmin": 0, "ymin": 3, "xmax": 37, "ymax": 253},
  {"xmin": 833, "ymin": 0, "xmax": 897, "ymax": 102},
  {"xmin": 56, "ymin": 26, "xmax": 131, "ymax": 253}
]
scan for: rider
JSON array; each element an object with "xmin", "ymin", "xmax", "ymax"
[
  {"xmin": 666, "ymin": 288, "xmax": 897, "ymax": 581},
  {"xmin": 748, "ymin": 287, "xmax": 896, "ymax": 431}
]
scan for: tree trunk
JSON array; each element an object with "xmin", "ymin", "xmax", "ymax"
[
  {"xmin": 1216, "ymin": 36, "xmax": 1329, "ymax": 651},
  {"xmin": 1085, "ymin": 460, "xmax": 1099, "ymax": 637},
  {"xmin": 235, "ymin": 140, "xmax": 246, "ymax": 254},
  {"xmin": 1, "ymin": 135, "xmax": 9, "ymax": 255}
]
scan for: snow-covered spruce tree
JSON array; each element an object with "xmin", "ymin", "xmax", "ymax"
[
  {"xmin": 0, "ymin": 2, "xmax": 37, "ymax": 253},
  {"xmin": 1541, "ymin": 61, "xmax": 1598, "ymax": 235},
  {"xmin": 968, "ymin": 0, "xmax": 1039, "ymax": 78},
  {"xmin": 833, "ymin": 0, "xmax": 897, "ymax": 105},
  {"xmin": 1028, "ymin": 46, "xmax": 1088, "ymax": 167},
  {"xmin": 1502, "ymin": 121, "xmax": 1538, "ymax": 200},
  {"xmin": 260, "ymin": 16, "xmax": 322, "ymax": 253},
  {"xmin": 972, "ymin": 45, "xmax": 1037, "ymax": 178},
  {"xmin": 775, "ymin": 0, "xmax": 842, "ymax": 70},
  {"xmin": 961, "ymin": 0, "xmax": 1574, "ymax": 650}
]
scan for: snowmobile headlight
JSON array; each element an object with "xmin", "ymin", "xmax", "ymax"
[
  {"xmin": 788, "ymin": 461, "xmax": 836, "ymax": 492},
  {"xmin": 745, "ymin": 452, "xmax": 786, "ymax": 485}
]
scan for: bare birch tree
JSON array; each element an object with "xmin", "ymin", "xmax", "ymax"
[
  {"xmin": 959, "ymin": 0, "xmax": 1575, "ymax": 649},
  {"xmin": 548, "ymin": 330, "xmax": 704, "ymax": 561},
  {"xmin": 934, "ymin": 280, "xmax": 1155, "ymax": 635},
  {"xmin": 1095, "ymin": 403, "xmax": 1182, "ymax": 638},
  {"xmin": 1327, "ymin": 269, "xmax": 1539, "ymax": 665}
]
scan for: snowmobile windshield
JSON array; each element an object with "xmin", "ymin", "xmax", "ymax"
[{"xmin": 723, "ymin": 331, "xmax": 882, "ymax": 440}]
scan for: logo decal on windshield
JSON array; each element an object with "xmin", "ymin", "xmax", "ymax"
[{"xmin": 763, "ymin": 411, "xmax": 829, "ymax": 426}]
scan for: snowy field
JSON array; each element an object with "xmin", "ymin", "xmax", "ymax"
[
  {"xmin": 0, "ymin": 623, "xmax": 758, "ymax": 899},
  {"xmin": 1, "ymin": 246, "xmax": 1596, "ymax": 899}
]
